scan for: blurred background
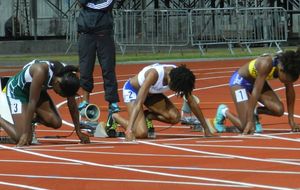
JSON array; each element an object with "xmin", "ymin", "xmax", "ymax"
[{"xmin": 0, "ymin": 0, "xmax": 300, "ymax": 55}]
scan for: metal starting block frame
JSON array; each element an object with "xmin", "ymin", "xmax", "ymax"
[{"xmin": 80, "ymin": 121, "xmax": 108, "ymax": 138}]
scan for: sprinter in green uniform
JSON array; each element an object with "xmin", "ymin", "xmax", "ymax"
[{"xmin": 0, "ymin": 60, "xmax": 90, "ymax": 146}]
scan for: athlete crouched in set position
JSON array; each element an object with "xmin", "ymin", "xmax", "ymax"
[
  {"xmin": 0, "ymin": 60, "xmax": 90, "ymax": 147},
  {"xmin": 214, "ymin": 48, "xmax": 300, "ymax": 134},
  {"xmin": 106, "ymin": 63, "xmax": 214, "ymax": 141}
]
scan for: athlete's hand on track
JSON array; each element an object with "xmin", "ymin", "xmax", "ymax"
[
  {"xmin": 16, "ymin": 133, "xmax": 31, "ymax": 147},
  {"xmin": 243, "ymin": 121, "xmax": 255, "ymax": 135},
  {"xmin": 77, "ymin": 132, "xmax": 90, "ymax": 144},
  {"xmin": 125, "ymin": 130, "xmax": 135, "ymax": 141},
  {"xmin": 291, "ymin": 122, "xmax": 300, "ymax": 132}
]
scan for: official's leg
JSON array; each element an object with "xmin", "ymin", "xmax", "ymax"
[
  {"xmin": 78, "ymin": 33, "xmax": 97, "ymax": 102},
  {"xmin": 96, "ymin": 32, "xmax": 119, "ymax": 104}
]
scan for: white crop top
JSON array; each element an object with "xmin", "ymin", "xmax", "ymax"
[
  {"xmin": 23, "ymin": 60, "xmax": 54, "ymax": 88},
  {"xmin": 137, "ymin": 63, "xmax": 176, "ymax": 94}
]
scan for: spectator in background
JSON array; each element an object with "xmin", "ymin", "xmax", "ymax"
[{"xmin": 76, "ymin": 0, "xmax": 120, "ymax": 115}]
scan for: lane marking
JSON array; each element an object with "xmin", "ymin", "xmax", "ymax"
[
  {"xmin": 167, "ymin": 143, "xmax": 300, "ymax": 151},
  {"xmin": 205, "ymin": 71, "xmax": 234, "ymax": 74},
  {"xmin": 140, "ymin": 141, "xmax": 300, "ymax": 166},
  {"xmin": 0, "ymin": 144, "xmax": 293, "ymax": 190},
  {"xmin": 0, "ymin": 174, "xmax": 246, "ymax": 188},
  {"xmin": 0, "ymin": 159, "xmax": 81, "ymax": 165},
  {"xmin": 255, "ymin": 134, "xmax": 300, "ymax": 142},
  {"xmin": 195, "ymin": 140, "xmax": 243, "ymax": 143},
  {"xmin": 0, "ymin": 181, "xmax": 47, "ymax": 190},
  {"xmin": 117, "ymin": 164, "xmax": 300, "ymax": 175},
  {"xmin": 25, "ymin": 148, "xmax": 230, "ymax": 159},
  {"xmin": 65, "ymin": 146, "xmax": 114, "ymax": 150}
]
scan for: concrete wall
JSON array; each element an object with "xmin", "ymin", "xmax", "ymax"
[{"xmin": 0, "ymin": 39, "xmax": 77, "ymax": 55}]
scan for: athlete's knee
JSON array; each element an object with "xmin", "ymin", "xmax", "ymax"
[
  {"xmin": 52, "ymin": 118, "xmax": 62, "ymax": 129},
  {"xmin": 271, "ymin": 102, "xmax": 284, "ymax": 116},
  {"xmin": 134, "ymin": 128, "xmax": 148, "ymax": 139},
  {"xmin": 165, "ymin": 109, "xmax": 181, "ymax": 124},
  {"xmin": 275, "ymin": 106, "xmax": 284, "ymax": 116},
  {"xmin": 47, "ymin": 116, "xmax": 62, "ymax": 129}
]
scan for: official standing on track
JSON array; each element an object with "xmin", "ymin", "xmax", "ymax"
[{"xmin": 76, "ymin": 0, "xmax": 120, "ymax": 114}]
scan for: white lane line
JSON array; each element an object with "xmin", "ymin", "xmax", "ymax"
[
  {"xmin": 147, "ymin": 137, "xmax": 201, "ymax": 142},
  {"xmin": 219, "ymin": 135, "xmax": 271, "ymax": 139},
  {"xmin": 117, "ymin": 165, "xmax": 300, "ymax": 175},
  {"xmin": 24, "ymin": 141, "xmax": 136, "ymax": 150},
  {"xmin": 270, "ymin": 158, "xmax": 300, "ymax": 162},
  {"xmin": 0, "ymin": 160, "xmax": 81, "ymax": 165},
  {"xmin": 140, "ymin": 141, "xmax": 300, "ymax": 166},
  {"xmin": 0, "ymin": 145, "xmax": 244, "ymax": 188},
  {"xmin": 0, "ymin": 144, "xmax": 293, "ymax": 190},
  {"xmin": 205, "ymin": 71, "xmax": 234, "ymax": 74},
  {"xmin": 166, "ymin": 143, "xmax": 300, "ymax": 151},
  {"xmin": 155, "ymin": 133, "xmax": 204, "ymax": 137},
  {"xmin": 0, "ymin": 181, "xmax": 47, "ymax": 190},
  {"xmin": 26, "ymin": 149, "xmax": 230, "ymax": 159},
  {"xmin": 0, "ymin": 174, "xmax": 246, "ymax": 188},
  {"xmin": 65, "ymin": 146, "xmax": 114, "ymax": 150},
  {"xmin": 195, "ymin": 140, "xmax": 243, "ymax": 143},
  {"xmin": 156, "ymin": 133, "xmax": 270, "ymax": 139},
  {"xmin": 192, "ymin": 66, "xmax": 240, "ymax": 71},
  {"xmin": 197, "ymin": 76, "xmax": 232, "ymax": 80},
  {"xmin": 255, "ymin": 134, "xmax": 300, "ymax": 143}
]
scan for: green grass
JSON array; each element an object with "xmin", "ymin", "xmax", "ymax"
[{"xmin": 0, "ymin": 46, "xmax": 298, "ymax": 64}]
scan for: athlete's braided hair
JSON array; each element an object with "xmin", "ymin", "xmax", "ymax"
[
  {"xmin": 169, "ymin": 64, "xmax": 195, "ymax": 97},
  {"xmin": 277, "ymin": 47, "xmax": 300, "ymax": 81},
  {"xmin": 51, "ymin": 60, "xmax": 80, "ymax": 97}
]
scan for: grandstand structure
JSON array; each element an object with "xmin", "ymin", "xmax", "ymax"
[{"xmin": 0, "ymin": 0, "xmax": 300, "ymax": 54}]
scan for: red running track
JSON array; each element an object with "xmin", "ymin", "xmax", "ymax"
[{"xmin": 0, "ymin": 59, "xmax": 300, "ymax": 190}]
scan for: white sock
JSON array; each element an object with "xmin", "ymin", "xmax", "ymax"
[
  {"xmin": 222, "ymin": 107, "xmax": 228, "ymax": 118},
  {"xmin": 254, "ymin": 107, "xmax": 258, "ymax": 115}
]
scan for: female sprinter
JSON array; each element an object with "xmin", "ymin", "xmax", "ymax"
[
  {"xmin": 214, "ymin": 49, "xmax": 300, "ymax": 134},
  {"xmin": 107, "ymin": 63, "xmax": 214, "ymax": 141},
  {"xmin": 0, "ymin": 60, "xmax": 90, "ymax": 146}
]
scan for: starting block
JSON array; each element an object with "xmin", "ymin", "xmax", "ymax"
[
  {"xmin": 204, "ymin": 118, "xmax": 240, "ymax": 133},
  {"xmin": 80, "ymin": 121, "xmax": 125, "ymax": 138},
  {"xmin": 80, "ymin": 121, "xmax": 108, "ymax": 137},
  {"xmin": 181, "ymin": 94, "xmax": 203, "ymax": 131}
]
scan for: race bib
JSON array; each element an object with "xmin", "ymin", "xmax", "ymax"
[
  {"xmin": 123, "ymin": 89, "xmax": 137, "ymax": 103},
  {"xmin": 9, "ymin": 98, "xmax": 22, "ymax": 114},
  {"xmin": 235, "ymin": 89, "xmax": 248, "ymax": 103}
]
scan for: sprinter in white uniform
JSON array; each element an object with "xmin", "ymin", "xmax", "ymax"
[{"xmin": 107, "ymin": 63, "xmax": 214, "ymax": 140}]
